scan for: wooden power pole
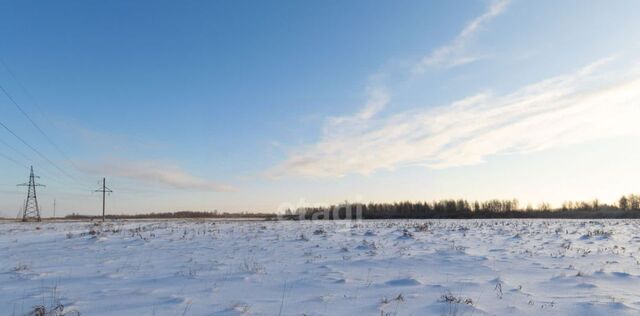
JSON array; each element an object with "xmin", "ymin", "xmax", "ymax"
[{"xmin": 94, "ymin": 178, "xmax": 112, "ymax": 222}]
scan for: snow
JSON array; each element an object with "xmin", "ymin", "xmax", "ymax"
[{"xmin": 2, "ymin": 219, "xmax": 640, "ymax": 315}]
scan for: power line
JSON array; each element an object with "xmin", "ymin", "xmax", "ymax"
[
  {"xmin": 0, "ymin": 150, "xmax": 27, "ymax": 169},
  {"xmin": 0, "ymin": 135, "xmax": 33, "ymax": 163},
  {"xmin": 0, "ymin": 150, "xmax": 74, "ymax": 195},
  {"xmin": 0, "ymin": 59, "xmax": 100, "ymax": 191},
  {"xmin": 0, "ymin": 149, "xmax": 79, "ymax": 190},
  {"xmin": 0, "ymin": 59, "xmax": 46, "ymax": 114},
  {"xmin": 0, "ymin": 75, "xmax": 80, "ymax": 171},
  {"xmin": 0, "ymin": 119, "xmax": 76, "ymax": 180},
  {"xmin": 0, "ymin": 138, "xmax": 92, "ymax": 191},
  {"xmin": 0, "ymin": 133, "xmax": 50, "ymax": 173},
  {"xmin": 0, "ymin": 135, "xmax": 70, "ymax": 185}
]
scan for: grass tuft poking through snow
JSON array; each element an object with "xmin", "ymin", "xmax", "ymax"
[{"xmin": 2, "ymin": 219, "xmax": 640, "ymax": 315}]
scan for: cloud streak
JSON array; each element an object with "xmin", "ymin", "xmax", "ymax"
[
  {"xmin": 327, "ymin": 85, "xmax": 390, "ymax": 126},
  {"xmin": 79, "ymin": 159, "xmax": 235, "ymax": 192},
  {"xmin": 271, "ymin": 58, "xmax": 640, "ymax": 178},
  {"xmin": 413, "ymin": 0, "xmax": 510, "ymax": 72}
]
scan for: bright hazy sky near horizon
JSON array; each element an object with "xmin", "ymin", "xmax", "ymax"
[{"xmin": 1, "ymin": 0, "xmax": 640, "ymax": 216}]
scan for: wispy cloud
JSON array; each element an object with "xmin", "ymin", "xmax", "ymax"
[
  {"xmin": 53, "ymin": 118, "xmax": 168, "ymax": 152},
  {"xmin": 322, "ymin": 1, "xmax": 508, "ymax": 134},
  {"xmin": 79, "ymin": 159, "xmax": 235, "ymax": 192},
  {"xmin": 327, "ymin": 85, "xmax": 390, "ymax": 126},
  {"xmin": 413, "ymin": 0, "xmax": 510, "ymax": 72},
  {"xmin": 271, "ymin": 57, "xmax": 640, "ymax": 178}
]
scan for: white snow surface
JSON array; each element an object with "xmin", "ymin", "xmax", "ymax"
[{"xmin": 2, "ymin": 219, "xmax": 640, "ymax": 315}]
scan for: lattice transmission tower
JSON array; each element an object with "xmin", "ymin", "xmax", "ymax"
[{"xmin": 17, "ymin": 166, "xmax": 45, "ymax": 222}]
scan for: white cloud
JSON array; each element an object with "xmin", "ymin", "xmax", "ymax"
[
  {"xmin": 317, "ymin": 0, "xmax": 508, "ymax": 151},
  {"xmin": 271, "ymin": 58, "xmax": 640, "ymax": 178},
  {"xmin": 79, "ymin": 159, "xmax": 235, "ymax": 192},
  {"xmin": 327, "ymin": 85, "xmax": 390, "ymax": 127},
  {"xmin": 356, "ymin": 86, "xmax": 390, "ymax": 120},
  {"xmin": 413, "ymin": 0, "xmax": 510, "ymax": 72}
]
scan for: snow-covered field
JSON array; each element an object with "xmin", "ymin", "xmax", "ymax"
[{"xmin": 2, "ymin": 219, "xmax": 640, "ymax": 315}]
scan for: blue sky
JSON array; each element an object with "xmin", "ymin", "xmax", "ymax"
[{"xmin": 1, "ymin": 0, "xmax": 640, "ymax": 216}]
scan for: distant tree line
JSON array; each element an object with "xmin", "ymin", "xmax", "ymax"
[
  {"xmin": 617, "ymin": 194, "xmax": 640, "ymax": 211},
  {"xmin": 64, "ymin": 211, "xmax": 276, "ymax": 220},
  {"xmin": 286, "ymin": 195, "xmax": 640, "ymax": 220},
  {"xmin": 56, "ymin": 194, "xmax": 640, "ymax": 220}
]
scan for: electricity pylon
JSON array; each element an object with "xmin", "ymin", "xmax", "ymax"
[
  {"xmin": 17, "ymin": 166, "xmax": 45, "ymax": 222},
  {"xmin": 94, "ymin": 178, "xmax": 112, "ymax": 222}
]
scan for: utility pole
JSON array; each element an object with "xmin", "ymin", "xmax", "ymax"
[
  {"xmin": 17, "ymin": 166, "xmax": 45, "ymax": 222},
  {"xmin": 94, "ymin": 178, "xmax": 112, "ymax": 222},
  {"xmin": 53, "ymin": 199, "xmax": 56, "ymax": 218},
  {"xmin": 16, "ymin": 200, "xmax": 24, "ymax": 220}
]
